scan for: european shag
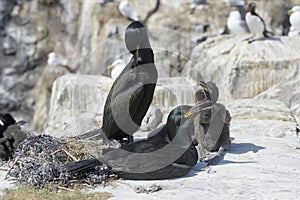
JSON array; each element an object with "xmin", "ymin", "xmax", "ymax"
[
  {"xmin": 0, "ymin": 113, "xmax": 27, "ymax": 160},
  {"xmin": 0, "ymin": 113, "xmax": 17, "ymax": 137},
  {"xmin": 64, "ymin": 100, "xmax": 212, "ymax": 180},
  {"xmin": 193, "ymin": 81, "xmax": 231, "ymax": 165},
  {"xmin": 79, "ymin": 21, "xmax": 157, "ymax": 143}
]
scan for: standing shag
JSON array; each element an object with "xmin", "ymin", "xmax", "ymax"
[
  {"xmin": 245, "ymin": 2, "xmax": 273, "ymax": 43},
  {"xmin": 80, "ymin": 21, "xmax": 157, "ymax": 143},
  {"xmin": 64, "ymin": 100, "xmax": 212, "ymax": 180},
  {"xmin": 193, "ymin": 81, "xmax": 231, "ymax": 165}
]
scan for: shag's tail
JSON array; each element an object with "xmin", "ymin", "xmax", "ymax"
[{"xmin": 64, "ymin": 158, "xmax": 103, "ymax": 173}]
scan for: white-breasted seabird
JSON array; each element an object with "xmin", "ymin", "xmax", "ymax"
[
  {"xmin": 288, "ymin": 26, "xmax": 300, "ymax": 37},
  {"xmin": 119, "ymin": 0, "xmax": 139, "ymax": 21},
  {"xmin": 227, "ymin": 10, "xmax": 250, "ymax": 35},
  {"xmin": 107, "ymin": 59, "xmax": 126, "ymax": 80},
  {"xmin": 245, "ymin": 2, "xmax": 273, "ymax": 42},
  {"xmin": 288, "ymin": 6, "xmax": 300, "ymax": 33}
]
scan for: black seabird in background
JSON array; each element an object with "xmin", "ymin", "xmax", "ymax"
[
  {"xmin": 0, "ymin": 113, "xmax": 18, "ymax": 137},
  {"xmin": 0, "ymin": 113, "xmax": 27, "ymax": 160},
  {"xmin": 64, "ymin": 100, "xmax": 212, "ymax": 180},
  {"xmin": 80, "ymin": 21, "xmax": 157, "ymax": 143},
  {"xmin": 245, "ymin": 2, "xmax": 273, "ymax": 43}
]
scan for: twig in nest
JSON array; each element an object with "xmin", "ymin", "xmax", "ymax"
[
  {"xmin": 6, "ymin": 156, "xmax": 20, "ymax": 179},
  {"xmin": 82, "ymin": 183, "xmax": 95, "ymax": 188},
  {"xmin": 62, "ymin": 148, "xmax": 79, "ymax": 161}
]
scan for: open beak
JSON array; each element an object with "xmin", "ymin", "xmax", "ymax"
[
  {"xmin": 184, "ymin": 100, "xmax": 212, "ymax": 119},
  {"xmin": 198, "ymin": 81, "xmax": 211, "ymax": 100},
  {"xmin": 288, "ymin": 9, "xmax": 294, "ymax": 15},
  {"xmin": 199, "ymin": 81, "xmax": 209, "ymax": 93}
]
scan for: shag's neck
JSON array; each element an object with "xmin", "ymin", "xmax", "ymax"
[{"xmin": 133, "ymin": 48, "xmax": 154, "ymax": 65}]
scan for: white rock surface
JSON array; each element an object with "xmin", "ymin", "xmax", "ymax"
[
  {"xmin": 2, "ymin": 99, "xmax": 300, "ymax": 199},
  {"xmin": 45, "ymin": 75, "xmax": 113, "ymax": 137},
  {"xmin": 140, "ymin": 107, "xmax": 163, "ymax": 132},
  {"xmin": 45, "ymin": 75, "xmax": 198, "ymax": 137},
  {"xmin": 81, "ymin": 99, "xmax": 300, "ymax": 199},
  {"xmin": 184, "ymin": 35, "xmax": 300, "ymax": 101},
  {"xmin": 255, "ymin": 79, "xmax": 300, "ymax": 123}
]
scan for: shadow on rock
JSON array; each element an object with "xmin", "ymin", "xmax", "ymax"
[
  {"xmin": 248, "ymin": 36, "xmax": 284, "ymax": 44},
  {"xmin": 227, "ymin": 142, "xmax": 265, "ymax": 154}
]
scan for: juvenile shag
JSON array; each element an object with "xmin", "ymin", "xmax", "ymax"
[
  {"xmin": 193, "ymin": 81, "xmax": 231, "ymax": 165},
  {"xmin": 64, "ymin": 101, "xmax": 212, "ymax": 180},
  {"xmin": 80, "ymin": 21, "xmax": 157, "ymax": 143}
]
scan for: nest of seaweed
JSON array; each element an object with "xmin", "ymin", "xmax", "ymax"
[{"xmin": 6, "ymin": 135, "xmax": 117, "ymax": 189}]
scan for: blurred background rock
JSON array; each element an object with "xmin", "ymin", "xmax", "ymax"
[{"xmin": 0, "ymin": 0, "xmax": 299, "ymax": 135}]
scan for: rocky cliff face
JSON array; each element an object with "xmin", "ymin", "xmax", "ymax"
[
  {"xmin": 0, "ymin": 0, "xmax": 299, "ymax": 133},
  {"xmin": 185, "ymin": 35, "xmax": 300, "ymax": 99},
  {"xmin": 45, "ymin": 75, "xmax": 198, "ymax": 137},
  {"xmin": 184, "ymin": 34, "xmax": 300, "ymax": 123}
]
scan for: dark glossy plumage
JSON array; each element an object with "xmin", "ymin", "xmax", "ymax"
[
  {"xmin": 0, "ymin": 113, "xmax": 16, "ymax": 137},
  {"xmin": 83, "ymin": 21, "xmax": 157, "ymax": 142},
  {"xmin": 64, "ymin": 101, "xmax": 212, "ymax": 180},
  {"xmin": 0, "ymin": 113, "xmax": 27, "ymax": 160}
]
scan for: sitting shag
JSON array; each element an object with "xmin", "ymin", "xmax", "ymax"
[
  {"xmin": 64, "ymin": 100, "xmax": 212, "ymax": 180},
  {"xmin": 0, "ymin": 113, "xmax": 27, "ymax": 160},
  {"xmin": 80, "ymin": 21, "xmax": 157, "ymax": 143},
  {"xmin": 193, "ymin": 81, "xmax": 231, "ymax": 165}
]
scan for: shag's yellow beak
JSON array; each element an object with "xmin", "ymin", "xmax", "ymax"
[
  {"xmin": 107, "ymin": 64, "xmax": 115, "ymax": 70},
  {"xmin": 183, "ymin": 100, "xmax": 212, "ymax": 119},
  {"xmin": 288, "ymin": 9, "xmax": 294, "ymax": 15}
]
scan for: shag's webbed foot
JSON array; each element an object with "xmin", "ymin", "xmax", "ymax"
[
  {"xmin": 199, "ymin": 147, "xmax": 225, "ymax": 166},
  {"xmin": 203, "ymin": 153, "xmax": 222, "ymax": 166}
]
